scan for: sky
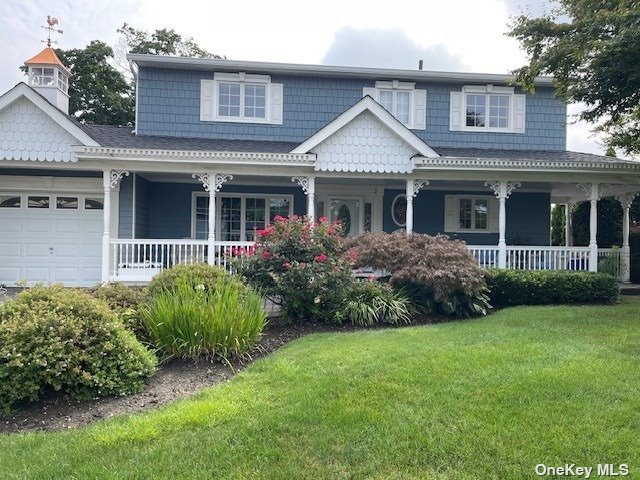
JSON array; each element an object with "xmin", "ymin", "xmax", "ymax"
[{"xmin": 0, "ymin": 0, "xmax": 603, "ymax": 155}]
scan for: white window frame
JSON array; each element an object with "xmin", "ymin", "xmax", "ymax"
[
  {"xmin": 191, "ymin": 192, "xmax": 294, "ymax": 240},
  {"xmin": 371, "ymin": 81, "xmax": 415, "ymax": 128},
  {"xmin": 452, "ymin": 195, "xmax": 495, "ymax": 233},
  {"xmin": 213, "ymin": 72, "xmax": 271, "ymax": 124},
  {"xmin": 29, "ymin": 67, "xmax": 68, "ymax": 95},
  {"xmin": 391, "ymin": 194, "xmax": 407, "ymax": 227},
  {"xmin": 460, "ymin": 85, "xmax": 516, "ymax": 133}
]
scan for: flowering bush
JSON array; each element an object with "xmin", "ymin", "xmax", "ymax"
[
  {"xmin": 236, "ymin": 215, "xmax": 355, "ymax": 322},
  {"xmin": 347, "ymin": 232, "xmax": 490, "ymax": 317}
]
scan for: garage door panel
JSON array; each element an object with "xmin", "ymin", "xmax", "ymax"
[
  {"xmin": 81, "ymin": 267, "xmax": 101, "ymax": 284},
  {"xmin": 0, "ymin": 267, "xmax": 21, "ymax": 281},
  {"xmin": 83, "ymin": 243, "xmax": 102, "ymax": 259},
  {"xmin": 23, "ymin": 267, "xmax": 50, "ymax": 282},
  {"xmin": 54, "ymin": 243, "xmax": 81, "ymax": 258},
  {"xmin": 54, "ymin": 219, "xmax": 82, "ymax": 234},
  {"xmin": 0, "ymin": 242, "xmax": 21, "ymax": 258},
  {"xmin": 25, "ymin": 243, "xmax": 50, "ymax": 259},
  {"xmin": 83, "ymin": 219, "xmax": 103, "ymax": 234},
  {"xmin": 0, "ymin": 217, "xmax": 23, "ymax": 233},
  {"xmin": 25, "ymin": 219, "xmax": 51, "ymax": 234},
  {"xmin": 52, "ymin": 267, "xmax": 81, "ymax": 283}
]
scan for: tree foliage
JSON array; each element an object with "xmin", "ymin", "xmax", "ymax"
[
  {"xmin": 509, "ymin": 1, "xmax": 640, "ymax": 154},
  {"xmin": 118, "ymin": 24, "xmax": 221, "ymax": 58},
  {"xmin": 551, "ymin": 204, "xmax": 566, "ymax": 246}
]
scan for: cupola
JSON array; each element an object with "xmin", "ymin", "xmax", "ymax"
[{"xmin": 24, "ymin": 47, "xmax": 71, "ymax": 114}]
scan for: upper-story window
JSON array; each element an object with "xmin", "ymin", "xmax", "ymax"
[
  {"xmin": 363, "ymin": 81, "xmax": 426, "ymax": 130},
  {"xmin": 449, "ymin": 85, "xmax": 526, "ymax": 134},
  {"xmin": 200, "ymin": 72, "xmax": 283, "ymax": 125}
]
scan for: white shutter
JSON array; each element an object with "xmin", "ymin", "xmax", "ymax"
[
  {"xmin": 412, "ymin": 89, "xmax": 427, "ymax": 130},
  {"xmin": 513, "ymin": 94, "xmax": 526, "ymax": 133},
  {"xmin": 363, "ymin": 87, "xmax": 377, "ymax": 99},
  {"xmin": 270, "ymin": 83, "xmax": 284, "ymax": 125},
  {"xmin": 444, "ymin": 195, "xmax": 457, "ymax": 231},
  {"xmin": 489, "ymin": 197, "xmax": 499, "ymax": 232},
  {"xmin": 449, "ymin": 91, "xmax": 463, "ymax": 131},
  {"xmin": 200, "ymin": 80, "xmax": 215, "ymax": 121}
]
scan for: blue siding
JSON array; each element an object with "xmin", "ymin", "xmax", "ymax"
[
  {"xmin": 383, "ymin": 189, "xmax": 551, "ymax": 245},
  {"xmin": 134, "ymin": 174, "xmax": 150, "ymax": 238},
  {"xmin": 118, "ymin": 174, "xmax": 133, "ymax": 238},
  {"xmin": 137, "ymin": 67, "xmax": 566, "ymax": 151},
  {"xmin": 146, "ymin": 182, "xmax": 306, "ymax": 239}
]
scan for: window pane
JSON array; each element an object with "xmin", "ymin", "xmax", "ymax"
[
  {"xmin": 488, "ymin": 95, "xmax": 509, "ymax": 128},
  {"xmin": 28, "ymin": 196, "xmax": 49, "ymax": 209},
  {"xmin": 364, "ymin": 202, "xmax": 372, "ymax": 232},
  {"xmin": 396, "ymin": 91, "xmax": 410, "ymax": 125},
  {"xmin": 465, "ymin": 94, "xmax": 486, "ymax": 127},
  {"xmin": 391, "ymin": 195, "xmax": 407, "ymax": 226},
  {"xmin": 195, "ymin": 196, "xmax": 209, "ymax": 240},
  {"xmin": 84, "ymin": 197, "xmax": 104, "ymax": 210},
  {"xmin": 459, "ymin": 198, "xmax": 472, "ymax": 229},
  {"xmin": 245, "ymin": 198, "xmax": 266, "ymax": 240},
  {"xmin": 379, "ymin": 90, "xmax": 393, "ymax": 112},
  {"xmin": 218, "ymin": 82, "xmax": 241, "ymax": 117},
  {"xmin": 56, "ymin": 196, "xmax": 78, "ymax": 209},
  {"xmin": 474, "ymin": 199, "xmax": 488, "ymax": 229},
  {"xmin": 220, "ymin": 197, "xmax": 242, "ymax": 241},
  {"xmin": 0, "ymin": 195, "xmax": 20, "ymax": 208},
  {"xmin": 269, "ymin": 198, "xmax": 290, "ymax": 221},
  {"xmin": 244, "ymin": 84, "xmax": 266, "ymax": 119}
]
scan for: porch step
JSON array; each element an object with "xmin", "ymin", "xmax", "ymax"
[{"xmin": 620, "ymin": 283, "xmax": 640, "ymax": 296}]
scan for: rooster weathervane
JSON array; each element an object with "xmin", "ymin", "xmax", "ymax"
[{"xmin": 42, "ymin": 16, "xmax": 63, "ymax": 47}]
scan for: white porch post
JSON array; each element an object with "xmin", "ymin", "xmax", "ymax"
[
  {"xmin": 193, "ymin": 173, "xmax": 233, "ymax": 265},
  {"xmin": 616, "ymin": 193, "xmax": 638, "ymax": 282},
  {"xmin": 405, "ymin": 179, "xmax": 429, "ymax": 234},
  {"xmin": 291, "ymin": 176, "xmax": 316, "ymax": 222},
  {"xmin": 565, "ymin": 202, "xmax": 575, "ymax": 247},
  {"xmin": 486, "ymin": 181, "xmax": 520, "ymax": 268},
  {"xmin": 101, "ymin": 170, "xmax": 129, "ymax": 283},
  {"xmin": 577, "ymin": 183, "xmax": 607, "ymax": 272}
]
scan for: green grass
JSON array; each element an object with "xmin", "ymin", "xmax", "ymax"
[{"xmin": 2, "ymin": 299, "xmax": 640, "ymax": 479}]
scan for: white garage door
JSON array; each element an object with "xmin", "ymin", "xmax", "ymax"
[{"xmin": 0, "ymin": 193, "xmax": 103, "ymax": 287}]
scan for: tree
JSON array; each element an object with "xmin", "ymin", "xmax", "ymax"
[
  {"xmin": 551, "ymin": 204, "xmax": 566, "ymax": 246},
  {"xmin": 118, "ymin": 23, "xmax": 221, "ymax": 58},
  {"xmin": 509, "ymin": 1, "xmax": 640, "ymax": 154},
  {"xmin": 572, "ymin": 199, "xmax": 623, "ymax": 247},
  {"xmin": 57, "ymin": 41, "xmax": 134, "ymax": 125}
]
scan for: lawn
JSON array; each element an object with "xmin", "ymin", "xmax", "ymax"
[{"xmin": 1, "ymin": 299, "xmax": 639, "ymax": 479}]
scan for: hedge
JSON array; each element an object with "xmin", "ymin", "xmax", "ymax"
[{"xmin": 485, "ymin": 270, "xmax": 620, "ymax": 307}]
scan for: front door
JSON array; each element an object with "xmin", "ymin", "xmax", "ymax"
[{"xmin": 329, "ymin": 198, "xmax": 361, "ymax": 237}]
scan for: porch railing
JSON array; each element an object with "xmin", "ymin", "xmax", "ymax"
[
  {"xmin": 597, "ymin": 248, "xmax": 622, "ymax": 279},
  {"xmin": 108, "ymin": 240, "xmax": 625, "ymax": 282}
]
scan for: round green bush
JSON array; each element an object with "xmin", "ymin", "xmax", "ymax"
[
  {"xmin": 336, "ymin": 281, "xmax": 413, "ymax": 326},
  {"xmin": 90, "ymin": 283, "xmax": 149, "ymax": 340},
  {"xmin": 147, "ymin": 263, "xmax": 229, "ymax": 297},
  {"xmin": 0, "ymin": 285, "xmax": 157, "ymax": 412}
]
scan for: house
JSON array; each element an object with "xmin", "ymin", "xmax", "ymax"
[{"xmin": 1, "ymin": 46, "xmax": 639, "ymax": 287}]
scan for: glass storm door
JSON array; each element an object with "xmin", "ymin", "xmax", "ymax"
[{"xmin": 330, "ymin": 199, "xmax": 361, "ymax": 237}]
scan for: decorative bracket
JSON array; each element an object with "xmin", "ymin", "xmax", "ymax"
[
  {"xmin": 576, "ymin": 183, "xmax": 610, "ymax": 201},
  {"xmin": 192, "ymin": 173, "xmax": 233, "ymax": 192},
  {"xmin": 108, "ymin": 170, "xmax": 129, "ymax": 189},
  {"xmin": 485, "ymin": 180, "xmax": 521, "ymax": 199},
  {"xmin": 291, "ymin": 176, "xmax": 311, "ymax": 194},
  {"xmin": 615, "ymin": 192, "xmax": 639, "ymax": 209},
  {"xmin": 410, "ymin": 179, "xmax": 430, "ymax": 198}
]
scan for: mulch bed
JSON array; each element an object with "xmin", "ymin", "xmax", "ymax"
[{"xmin": 0, "ymin": 315, "xmax": 439, "ymax": 434}]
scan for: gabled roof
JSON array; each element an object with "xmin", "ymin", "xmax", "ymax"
[
  {"xmin": 24, "ymin": 47, "xmax": 72, "ymax": 76},
  {"xmin": 291, "ymin": 95, "xmax": 439, "ymax": 158},
  {"xmin": 0, "ymin": 83, "xmax": 99, "ymax": 147}
]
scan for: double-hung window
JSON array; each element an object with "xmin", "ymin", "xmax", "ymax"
[
  {"xmin": 450, "ymin": 85, "xmax": 525, "ymax": 133},
  {"xmin": 379, "ymin": 89, "xmax": 411, "ymax": 125},
  {"xmin": 363, "ymin": 80, "xmax": 426, "ymax": 130},
  {"xmin": 444, "ymin": 195, "xmax": 497, "ymax": 233},
  {"xmin": 465, "ymin": 93, "xmax": 510, "ymax": 129},
  {"xmin": 217, "ymin": 81, "xmax": 266, "ymax": 120},
  {"xmin": 458, "ymin": 197, "xmax": 488, "ymax": 231}
]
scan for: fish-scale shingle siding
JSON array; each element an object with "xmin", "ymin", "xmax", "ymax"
[{"xmin": 137, "ymin": 67, "xmax": 566, "ymax": 151}]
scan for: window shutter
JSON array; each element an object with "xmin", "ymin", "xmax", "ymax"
[
  {"xmin": 412, "ymin": 89, "xmax": 427, "ymax": 130},
  {"xmin": 449, "ymin": 91, "xmax": 463, "ymax": 131},
  {"xmin": 270, "ymin": 83, "xmax": 284, "ymax": 125},
  {"xmin": 513, "ymin": 94, "xmax": 526, "ymax": 133},
  {"xmin": 200, "ymin": 80, "xmax": 215, "ymax": 121},
  {"xmin": 444, "ymin": 195, "xmax": 457, "ymax": 231},
  {"xmin": 363, "ymin": 87, "xmax": 377, "ymax": 100},
  {"xmin": 489, "ymin": 197, "xmax": 499, "ymax": 232}
]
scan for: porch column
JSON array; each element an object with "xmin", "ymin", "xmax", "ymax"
[
  {"xmin": 616, "ymin": 193, "xmax": 638, "ymax": 282},
  {"xmin": 565, "ymin": 202, "xmax": 576, "ymax": 247},
  {"xmin": 405, "ymin": 179, "xmax": 429, "ymax": 234},
  {"xmin": 291, "ymin": 176, "xmax": 316, "ymax": 222},
  {"xmin": 193, "ymin": 173, "xmax": 233, "ymax": 265},
  {"xmin": 577, "ymin": 183, "xmax": 608, "ymax": 272},
  {"xmin": 102, "ymin": 170, "xmax": 129, "ymax": 283},
  {"xmin": 485, "ymin": 181, "xmax": 520, "ymax": 268}
]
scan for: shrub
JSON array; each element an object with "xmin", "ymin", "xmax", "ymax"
[
  {"xmin": 0, "ymin": 285, "xmax": 157, "ymax": 412},
  {"xmin": 336, "ymin": 281, "xmax": 413, "ymax": 326},
  {"xmin": 236, "ymin": 216, "xmax": 355, "ymax": 323},
  {"xmin": 485, "ymin": 270, "xmax": 620, "ymax": 307},
  {"xmin": 598, "ymin": 246, "xmax": 623, "ymax": 277},
  {"xmin": 90, "ymin": 283, "xmax": 149, "ymax": 340},
  {"xmin": 147, "ymin": 263, "xmax": 229, "ymax": 297},
  {"xmin": 347, "ymin": 232, "xmax": 490, "ymax": 317},
  {"xmin": 142, "ymin": 277, "xmax": 266, "ymax": 361}
]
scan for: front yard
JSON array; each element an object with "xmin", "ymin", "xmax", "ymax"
[{"xmin": 1, "ymin": 299, "xmax": 639, "ymax": 479}]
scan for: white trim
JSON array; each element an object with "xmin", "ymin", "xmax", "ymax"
[
  {"xmin": 365, "ymin": 81, "xmax": 425, "ymax": 130},
  {"xmin": 0, "ymin": 83, "xmax": 99, "ymax": 147},
  {"xmin": 391, "ymin": 194, "xmax": 407, "ymax": 227},
  {"xmin": 327, "ymin": 196, "xmax": 365, "ymax": 236},
  {"xmin": 212, "ymin": 72, "xmax": 271, "ymax": 124},
  {"xmin": 292, "ymin": 96, "xmax": 439, "ymax": 158},
  {"xmin": 416, "ymin": 156, "xmax": 640, "ymax": 172},
  {"xmin": 191, "ymin": 191, "xmax": 294, "ymax": 241},
  {"xmin": 0, "ymin": 175, "xmax": 102, "ymax": 193},
  {"xmin": 444, "ymin": 194, "xmax": 498, "ymax": 233},
  {"xmin": 132, "ymin": 173, "xmax": 137, "ymax": 239},
  {"xmin": 453, "ymin": 86, "xmax": 520, "ymax": 133}
]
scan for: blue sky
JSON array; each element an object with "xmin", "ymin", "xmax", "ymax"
[{"xmin": 0, "ymin": 0, "xmax": 602, "ymax": 154}]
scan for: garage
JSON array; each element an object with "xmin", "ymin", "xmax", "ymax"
[{"xmin": 0, "ymin": 189, "xmax": 104, "ymax": 287}]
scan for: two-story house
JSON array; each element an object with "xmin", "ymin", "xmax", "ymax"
[{"xmin": 1, "ymin": 46, "xmax": 639, "ymax": 286}]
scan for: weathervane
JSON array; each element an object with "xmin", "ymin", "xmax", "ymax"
[{"xmin": 41, "ymin": 16, "xmax": 63, "ymax": 47}]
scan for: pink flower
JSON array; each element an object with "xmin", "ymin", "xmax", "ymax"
[
  {"xmin": 283, "ymin": 261, "xmax": 292, "ymax": 269},
  {"xmin": 274, "ymin": 215, "xmax": 284, "ymax": 221},
  {"xmin": 257, "ymin": 229, "xmax": 266, "ymax": 237},
  {"xmin": 326, "ymin": 226, "xmax": 335, "ymax": 236},
  {"xmin": 314, "ymin": 253, "xmax": 328, "ymax": 263},
  {"xmin": 261, "ymin": 250, "xmax": 271, "ymax": 259},
  {"xmin": 318, "ymin": 216, "xmax": 328, "ymax": 224}
]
